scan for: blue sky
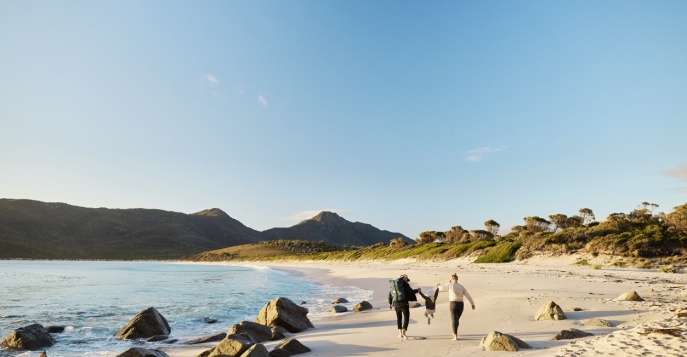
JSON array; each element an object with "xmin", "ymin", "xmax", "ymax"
[{"xmin": 2, "ymin": 1, "xmax": 686, "ymax": 239}]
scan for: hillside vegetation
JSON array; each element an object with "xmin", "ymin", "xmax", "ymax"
[{"xmin": 192, "ymin": 202, "xmax": 687, "ymax": 269}]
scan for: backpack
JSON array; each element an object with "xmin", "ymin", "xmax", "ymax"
[{"xmin": 389, "ymin": 277, "xmax": 406, "ymax": 303}]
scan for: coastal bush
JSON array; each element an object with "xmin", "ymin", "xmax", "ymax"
[
  {"xmin": 474, "ymin": 242, "xmax": 521, "ymax": 263},
  {"xmin": 657, "ymin": 265, "xmax": 676, "ymax": 273}
]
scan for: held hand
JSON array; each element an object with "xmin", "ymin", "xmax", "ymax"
[
  {"xmin": 417, "ymin": 287, "xmax": 422, "ymax": 293},
  {"xmin": 389, "ymin": 304, "xmax": 393, "ymax": 310}
]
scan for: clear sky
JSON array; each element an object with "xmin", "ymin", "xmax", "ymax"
[{"xmin": 2, "ymin": 1, "xmax": 686, "ymax": 239}]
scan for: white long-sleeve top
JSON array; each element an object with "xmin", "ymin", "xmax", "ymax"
[{"xmin": 441, "ymin": 282, "xmax": 475, "ymax": 306}]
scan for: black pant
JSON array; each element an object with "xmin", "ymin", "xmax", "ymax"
[
  {"xmin": 450, "ymin": 301, "xmax": 465, "ymax": 335},
  {"xmin": 394, "ymin": 301, "xmax": 410, "ymax": 330}
]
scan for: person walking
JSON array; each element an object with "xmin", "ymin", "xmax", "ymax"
[
  {"xmin": 388, "ymin": 273, "xmax": 419, "ymax": 340},
  {"xmin": 439, "ymin": 273, "xmax": 475, "ymax": 340}
]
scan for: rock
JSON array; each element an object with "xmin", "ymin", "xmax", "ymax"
[
  {"xmin": 207, "ymin": 334, "xmax": 255, "ymax": 357},
  {"xmin": 583, "ymin": 318, "xmax": 613, "ymax": 327},
  {"xmin": 327, "ymin": 305, "xmax": 348, "ymax": 313},
  {"xmin": 616, "ymin": 291, "xmax": 644, "ymax": 301},
  {"xmin": 146, "ymin": 335, "xmax": 169, "ymax": 342},
  {"xmin": 240, "ymin": 344, "xmax": 270, "ymax": 357},
  {"xmin": 39, "ymin": 352, "xmax": 47, "ymax": 357},
  {"xmin": 332, "ymin": 298, "xmax": 348, "ymax": 304},
  {"xmin": 254, "ymin": 297, "xmax": 313, "ymax": 333},
  {"xmin": 572, "ymin": 307, "xmax": 584, "ymax": 311},
  {"xmin": 268, "ymin": 338, "xmax": 311, "ymax": 357},
  {"xmin": 0, "ymin": 323, "xmax": 55, "ymax": 350},
  {"xmin": 203, "ymin": 318, "xmax": 218, "ymax": 324},
  {"xmin": 46, "ymin": 325, "xmax": 66, "ymax": 333},
  {"xmin": 299, "ymin": 301, "xmax": 307, "ymax": 305},
  {"xmin": 551, "ymin": 328, "xmax": 594, "ymax": 340},
  {"xmin": 116, "ymin": 347, "xmax": 170, "ymax": 357},
  {"xmin": 228, "ymin": 321, "xmax": 274, "ymax": 342},
  {"xmin": 480, "ymin": 331, "xmax": 530, "ymax": 352},
  {"xmin": 270, "ymin": 326, "xmax": 287, "ymax": 341},
  {"xmin": 184, "ymin": 333, "xmax": 227, "ymax": 344},
  {"xmin": 353, "ymin": 301, "xmax": 373, "ymax": 312},
  {"xmin": 115, "ymin": 307, "xmax": 171, "ymax": 340},
  {"xmin": 534, "ymin": 301, "xmax": 567, "ymax": 321}
]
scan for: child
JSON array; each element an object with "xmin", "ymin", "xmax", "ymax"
[{"xmin": 418, "ymin": 284, "xmax": 440, "ymax": 324}]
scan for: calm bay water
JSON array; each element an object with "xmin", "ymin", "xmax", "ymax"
[{"xmin": 0, "ymin": 260, "xmax": 372, "ymax": 357}]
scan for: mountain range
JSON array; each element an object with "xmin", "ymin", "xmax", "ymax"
[{"xmin": 0, "ymin": 199, "xmax": 409, "ymax": 260}]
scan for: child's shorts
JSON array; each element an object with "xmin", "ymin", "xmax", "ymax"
[{"xmin": 425, "ymin": 309, "xmax": 436, "ymax": 317}]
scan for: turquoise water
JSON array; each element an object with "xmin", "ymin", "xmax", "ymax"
[{"xmin": 0, "ymin": 260, "xmax": 371, "ymax": 357}]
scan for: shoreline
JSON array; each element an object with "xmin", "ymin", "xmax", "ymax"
[{"xmin": 163, "ymin": 255, "xmax": 687, "ymax": 356}]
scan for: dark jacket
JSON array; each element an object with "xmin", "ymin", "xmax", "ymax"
[
  {"xmin": 388, "ymin": 279, "xmax": 418, "ymax": 305},
  {"xmin": 418, "ymin": 288, "xmax": 440, "ymax": 310}
]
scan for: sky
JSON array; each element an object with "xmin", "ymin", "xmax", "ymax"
[{"xmin": 2, "ymin": 1, "xmax": 686, "ymax": 239}]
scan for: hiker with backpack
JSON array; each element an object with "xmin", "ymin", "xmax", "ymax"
[{"xmin": 388, "ymin": 273, "xmax": 419, "ymax": 340}]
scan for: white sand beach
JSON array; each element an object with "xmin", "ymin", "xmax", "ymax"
[{"xmin": 165, "ymin": 255, "xmax": 687, "ymax": 357}]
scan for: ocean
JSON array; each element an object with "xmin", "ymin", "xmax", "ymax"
[{"xmin": 0, "ymin": 260, "xmax": 372, "ymax": 357}]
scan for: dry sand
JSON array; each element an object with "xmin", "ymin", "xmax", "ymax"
[{"xmin": 164, "ymin": 254, "xmax": 687, "ymax": 357}]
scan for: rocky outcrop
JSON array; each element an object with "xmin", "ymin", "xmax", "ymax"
[
  {"xmin": 116, "ymin": 347, "xmax": 170, "ymax": 357},
  {"xmin": 268, "ymin": 338, "xmax": 311, "ymax": 357},
  {"xmin": 551, "ymin": 328, "xmax": 594, "ymax": 340},
  {"xmin": 228, "ymin": 321, "xmax": 274, "ymax": 342},
  {"xmin": 534, "ymin": 301, "xmax": 567, "ymax": 321},
  {"xmin": 332, "ymin": 298, "xmax": 348, "ymax": 304},
  {"xmin": 353, "ymin": 301, "xmax": 373, "ymax": 312},
  {"xmin": 616, "ymin": 291, "xmax": 644, "ymax": 301},
  {"xmin": 0, "ymin": 323, "xmax": 55, "ymax": 350},
  {"xmin": 480, "ymin": 331, "xmax": 531, "ymax": 352},
  {"xmin": 115, "ymin": 307, "xmax": 171, "ymax": 340},
  {"xmin": 254, "ymin": 297, "xmax": 313, "ymax": 333}
]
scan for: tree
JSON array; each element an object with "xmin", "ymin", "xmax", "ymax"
[
  {"xmin": 578, "ymin": 208, "xmax": 595, "ymax": 225},
  {"xmin": 548, "ymin": 214, "xmax": 568, "ymax": 231},
  {"xmin": 445, "ymin": 226, "xmax": 468, "ymax": 244},
  {"xmin": 416, "ymin": 231, "xmax": 443, "ymax": 245},
  {"xmin": 484, "ymin": 219, "xmax": 500, "ymax": 236},
  {"xmin": 523, "ymin": 216, "xmax": 551, "ymax": 232},
  {"xmin": 389, "ymin": 237, "xmax": 409, "ymax": 250},
  {"xmin": 641, "ymin": 202, "xmax": 659, "ymax": 214},
  {"xmin": 469, "ymin": 229, "xmax": 494, "ymax": 241},
  {"xmin": 666, "ymin": 203, "xmax": 687, "ymax": 233}
]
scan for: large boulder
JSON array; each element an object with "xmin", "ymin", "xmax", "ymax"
[
  {"xmin": 115, "ymin": 307, "xmax": 171, "ymax": 340},
  {"xmin": 207, "ymin": 334, "xmax": 255, "ymax": 357},
  {"xmin": 268, "ymin": 338, "xmax": 311, "ymax": 357},
  {"xmin": 228, "ymin": 321, "xmax": 274, "ymax": 343},
  {"xmin": 1, "ymin": 324, "xmax": 55, "ymax": 350},
  {"xmin": 480, "ymin": 331, "xmax": 531, "ymax": 352},
  {"xmin": 254, "ymin": 297, "xmax": 313, "ymax": 333},
  {"xmin": 116, "ymin": 347, "xmax": 170, "ymax": 357},
  {"xmin": 534, "ymin": 301, "xmax": 567, "ymax": 321},
  {"xmin": 353, "ymin": 301, "xmax": 373, "ymax": 312},
  {"xmin": 551, "ymin": 328, "xmax": 594, "ymax": 340},
  {"xmin": 616, "ymin": 291, "xmax": 644, "ymax": 301}
]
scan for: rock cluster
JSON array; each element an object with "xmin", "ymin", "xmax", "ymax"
[{"xmin": 115, "ymin": 307, "xmax": 171, "ymax": 340}]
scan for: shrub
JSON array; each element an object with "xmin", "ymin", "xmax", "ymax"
[{"xmin": 474, "ymin": 242, "xmax": 521, "ymax": 263}]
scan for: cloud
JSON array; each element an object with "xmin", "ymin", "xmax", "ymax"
[
  {"xmin": 465, "ymin": 146, "xmax": 505, "ymax": 162},
  {"xmin": 258, "ymin": 95, "xmax": 268, "ymax": 108},
  {"xmin": 665, "ymin": 165, "xmax": 687, "ymax": 181},
  {"xmin": 204, "ymin": 74, "xmax": 219, "ymax": 85},
  {"xmin": 282, "ymin": 209, "xmax": 350, "ymax": 222}
]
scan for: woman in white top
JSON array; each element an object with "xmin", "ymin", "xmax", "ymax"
[{"xmin": 440, "ymin": 273, "xmax": 475, "ymax": 340}]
